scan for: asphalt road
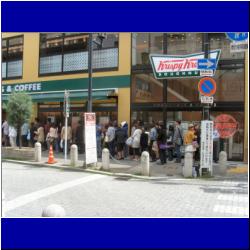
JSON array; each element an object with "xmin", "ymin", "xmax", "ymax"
[{"xmin": 2, "ymin": 162, "xmax": 249, "ymax": 217}]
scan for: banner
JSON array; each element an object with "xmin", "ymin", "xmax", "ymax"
[{"xmin": 84, "ymin": 113, "xmax": 97, "ymax": 165}]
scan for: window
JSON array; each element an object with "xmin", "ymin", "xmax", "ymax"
[
  {"xmin": 39, "ymin": 33, "xmax": 119, "ymax": 75},
  {"xmin": 209, "ymin": 33, "xmax": 245, "ymax": 59},
  {"xmin": 2, "ymin": 36, "xmax": 23, "ymax": 79}
]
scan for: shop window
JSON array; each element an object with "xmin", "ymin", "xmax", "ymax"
[
  {"xmin": 2, "ymin": 36, "xmax": 23, "ymax": 80},
  {"xmin": 211, "ymin": 111, "xmax": 244, "ymax": 161},
  {"xmin": 132, "ymin": 33, "xmax": 164, "ymax": 66},
  {"xmin": 131, "ymin": 111, "xmax": 163, "ymax": 128},
  {"xmin": 167, "ymin": 33, "xmax": 203, "ymax": 55},
  {"xmin": 131, "ymin": 73, "xmax": 163, "ymax": 103},
  {"xmin": 209, "ymin": 33, "xmax": 245, "ymax": 59},
  {"xmin": 39, "ymin": 33, "xmax": 119, "ymax": 75}
]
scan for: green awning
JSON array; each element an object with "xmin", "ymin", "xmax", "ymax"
[{"xmin": 1, "ymin": 89, "xmax": 116, "ymax": 103}]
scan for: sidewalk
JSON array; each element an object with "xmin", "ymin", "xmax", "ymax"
[{"xmin": 3, "ymin": 150, "xmax": 248, "ymax": 180}]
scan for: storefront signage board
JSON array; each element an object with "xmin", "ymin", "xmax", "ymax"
[
  {"xmin": 214, "ymin": 114, "xmax": 238, "ymax": 139},
  {"xmin": 149, "ymin": 49, "xmax": 221, "ymax": 79},
  {"xmin": 230, "ymin": 41, "xmax": 248, "ymax": 53},
  {"xmin": 84, "ymin": 113, "xmax": 97, "ymax": 165},
  {"xmin": 200, "ymin": 120, "xmax": 214, "ymax": 175},
  {"xmin": 226, "ymin": 33, "xmax": 248, "ymax": 42}
]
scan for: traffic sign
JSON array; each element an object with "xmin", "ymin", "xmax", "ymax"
[
  {"xmin": 198, "ymin": 77, "xmax": 217, "ymax": 97},
  {"xmin": 226, "ymin": 33, "xmax": 248, "ymax": 42},
  {"xmin": 201, "ymin": 96, "xmax": 214, "ymax": 104},
  {"xmin": 198, "ymin": 59, "xmax": 217, "ymax": 70}
]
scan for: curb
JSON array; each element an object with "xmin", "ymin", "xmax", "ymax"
[{"xmin": 2, "ymin": 159, "xmax": 154, "ymax": 180}]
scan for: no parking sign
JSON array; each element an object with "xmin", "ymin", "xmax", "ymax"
[{"xmin": 198, "ymin": 77, "xmax": 217, "ymax": 104}]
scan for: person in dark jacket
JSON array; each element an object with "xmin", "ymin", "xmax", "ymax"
[
  {"xmin": 121, "ymin": 121, "xmax": 129, "ymax": 158},
  {"xmin": 140, "ymin": 127, "xmax": 149, "ymax": 153},
  {"xmin": 157, "ymin": 124, "xmax": 167, "ymax": 165},
  {"xmin": 115, "ymin": 125, "xmax": 127, "ymax": 160},
  {"xmin": 167, "ymin": 125, "xmax": 174, "ymax": 161}
]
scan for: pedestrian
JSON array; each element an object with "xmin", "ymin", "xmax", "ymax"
[
  {"xmin": 166, "ymin": 125, "xmax": 174, "ymax": 161},
  {"xmin": 106, "ymin": 121, "xmax": 116, "ymax": 157},
  {"xmin": 96, "ymin": 123, "xmax": 102, "ymax": 158},
  {"xmin": 21, "ymin": 122, "xmax": 29, "ymax": 147},
  {"xmin": 46, "ymin": 123, "xmax": 58, "ymax": 152},
  {"xmin": 75, "ymin": 120, "xmax": 84, "ymax": 154},
  {"xmin": 121, "ymin": 121, "xmax": 129, "ymax": 158},
  {"xmin": 30, "ymin": 122, "xmax": 36, "ymax": 147},
  {"xmin": 149, "ymin": 122, "xmax": 158, "ymax": 162},
  {"xmin": 9, "ymin": 125, "xmax": 17, "ymax": 147},
  {"xmin": 213, "ymin": 127, "xmax": 220, "ymax": 163},
  {"xmin": 173, "ymin": 120, "xmax": 183, "ymax": 163},
  {"xmin": 115, "ymin": 124, "xmax": 127, "ymax": 160},
  {"xmin": 2, "ymin": 119, "xmax": 9, "ymax": 146},
  {"xmin": 184, "ymin": 124, "xmax": 197, "ymax": 146},
  {"xmin": 157, "ymin": 124, "xmax": 167, "ymax": 165},
  {"xmin": 61, "ymin": 122, "xmax": 72, "ymax": 154},
  {"xmin": 194, "ymin": 123, "xmax": 201, "ymax": 177},
  {"xmin": 34, "ymin": 123, "xmax": 45, "ymax": 150},
  {"xmin": 131, "ymin": 124, "xmax": 142, "ymax": 161},
  {"xmin": 140, "ymin": 127, "xmax": 149, "ymax": 153}
]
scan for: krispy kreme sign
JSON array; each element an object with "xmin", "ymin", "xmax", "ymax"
[{"xmin": 150, "ymin": 49, "xmax": 220, "ymax": 79}]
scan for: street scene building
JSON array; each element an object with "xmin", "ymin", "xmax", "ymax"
[{"xmin": 2, "ymin": 32, "xmax": 248, "ymax": 162}]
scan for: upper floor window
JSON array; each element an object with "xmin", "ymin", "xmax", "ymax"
[
  {"xmin": 39, "ymin": 33, "xmax": 119, "ymax": 75},
  {"xmin": 2, "ymin": 36, "xmax": 23, "ymax": 80}
]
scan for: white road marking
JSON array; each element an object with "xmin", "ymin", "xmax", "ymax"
[
  {"xmin": 213, "ymin": 204, "xmax": 249, "ymax": 216},
  {"xmin": 4, "ymin": 174, "xmax": 106, "ymax": 212},
  {"xmin": 217, "ymin": 194, "xmax": 248, "ymax": 203}
]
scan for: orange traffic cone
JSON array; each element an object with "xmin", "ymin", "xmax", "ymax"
[{"xmin": 47, "ymin": 144, "xmax": 57, "ymax": 164}]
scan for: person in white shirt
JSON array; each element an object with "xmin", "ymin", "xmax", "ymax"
[
  {"xmin": 2, "ymin": 120, "xmax": 9, "ymax": 146},
  {"xmin": 9, "ymin": 126, "xmax": 17, "ymax": 147},
  {"xmin": 131, "ymin": 124, "xmax": 142, "ymax": 161}
]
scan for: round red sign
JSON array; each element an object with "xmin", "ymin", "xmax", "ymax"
[{"xmin": 214, "ymin": 114, "xmax": 238, "ymax": 139}]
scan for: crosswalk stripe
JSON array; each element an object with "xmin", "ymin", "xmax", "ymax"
[
  {"xmin": 4, "ymin": 174, "xmax": 106, "ymax": 212},
  {"xmin": 217, "ymin": 194, "xmax": 248, "ymax": 203},
  {"xmin": 213, "ymin": 204, "xmax": 249, "ymax": 216}
]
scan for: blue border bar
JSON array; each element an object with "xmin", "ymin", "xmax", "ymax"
[
  {"xmin": 1, "ymin": 218, "xmax": 249, "ymax": 249},
  {"xmin": 1, "ymin": 1, "xmax": 249, "ymax": 32}
]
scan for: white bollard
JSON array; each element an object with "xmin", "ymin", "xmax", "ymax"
[
  {"xmin": 70, "ymin": 144, "xmax": 78, "ymax": 167},
  {"xmin": 42, "ymin": 204, "xmax": 66, "ymax": 217},
  {"xmin": 35, "ymin": 142, "xmax": 42, "ymax": 162},
  {"xmin": 218, "ymin": 151, "xmax": 227, "ymax": 175},
  {"xmin": 102, "ymin": 148, "xmax": 110, "ymax": 170},
  {"xmin": 141, "ymin": 151, "xmax": 150, "ymax": 176},
  {"xmin": 183, "ymin": 145, "xmax": 193, "ymax": 177}
]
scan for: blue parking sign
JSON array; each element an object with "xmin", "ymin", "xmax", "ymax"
[{"xmin": 226, "ymin": 33, "xmax": 248, "ymax": 42}]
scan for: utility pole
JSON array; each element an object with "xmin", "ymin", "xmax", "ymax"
[
  {"xmin": 203, "ymin": 33, "xmax": 210, "ymax": 120},
  {"xmin": 88, "ymin": 33, "xmax": 93, "ymax": 112}
]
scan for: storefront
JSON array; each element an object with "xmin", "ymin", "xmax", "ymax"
[{"xmin": 131, "ymin": 33, "xmax": 247, "ymax": 161}]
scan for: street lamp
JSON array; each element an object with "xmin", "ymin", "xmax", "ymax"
[{"xmin": 87, "ymin": 33, "xmax": 106, "ymax": 112}]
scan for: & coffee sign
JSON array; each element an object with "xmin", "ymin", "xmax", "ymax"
[
  {"xmin": 214, "ymin": 114, "xmax": 238, "ymax": 139},
  {"xmin": 149, "ymin": 49, "xmax": 220, "ymax": 79}
]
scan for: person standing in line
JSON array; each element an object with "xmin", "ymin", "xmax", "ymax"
[
  {"xmin": 166, "ymin": 125, "xmax": 175, "ymax": 161},
  {"xmin": 140, "ymin": 127, "xmax": 149, "ymax": 153},
  {"xmin": 184, "ymin": 124, "xmax": 197, "ymax": 146},
  {"xmin": 213, "ymin": 127, "xmax": 220, "ymax": 163},
  {"xmin": 9, "ymin": 125, "xmax": 17, "ymax": 147},
  {"xmin": 106, "ymin": 121, "xmax": 116, "ymax": 157},
  {"xmin": 96, "ymin": 123, "xmax": 102, "ymax": 158},
  {"xmin": 149, "ymin": 122, "xmax": 158, "ymax": 162},
  {"xmin": 61, "ymin": 122, "xmax": 72, "ymax": 154},
  {"xmin": 46, "ymin": 123, "xmax": 58, "ymax": 152},
  {"xmin": 121, "ymin": 121, "xmax": 129, "ymax": 158},
  {"xmin": 115, "ymin": 124, "xmax": 127, "ymax": 160},
  {"xmin": 75, "ymin": 120, "xmax": 84, "ymax": 154},
  {"xmin": 158, "ymin": 124, "xmax": 167, "ymax": 165},
  {"xmin": 21, "ymin": 122, "xmax": 29, "ymax": 147},
  {"xmin": 34, "ymin": 123, "xmax": 45, "ymax": 150},
  {"xmin": 173, "ymin": 120, "xmax": 183, "ymax": 163},
  {"xmin": 131, "ymin": 124, "xmax": 142, "ymax": 161},
  {"xmin": 2, "ymin": 120, "xmax": 9, "ymax": 146},
  {"xmin": 30, "ymin": 122, "xmax": 36, "ymax": 147}
]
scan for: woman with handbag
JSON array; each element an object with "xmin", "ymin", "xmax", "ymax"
[{"xmin": 157, "ymin": 124, "xmax": 167, "ymax": 165}]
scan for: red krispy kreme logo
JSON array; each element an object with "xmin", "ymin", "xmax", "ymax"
[
  {"xmin": 157, "ymin": 58, "xmax": 197, "ymax": 72},
  {"xmin": 214, "ymin": 114, "xmax": 238, "ymax": 139}
]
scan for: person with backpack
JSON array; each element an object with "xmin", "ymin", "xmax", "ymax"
[
  {"xmin": 173, "ymin": 120, "xmax": 183, "ymax": 163},
  {"xmin": 115, "ymin": 124, "xmax": 127, "ymax": 160}
]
